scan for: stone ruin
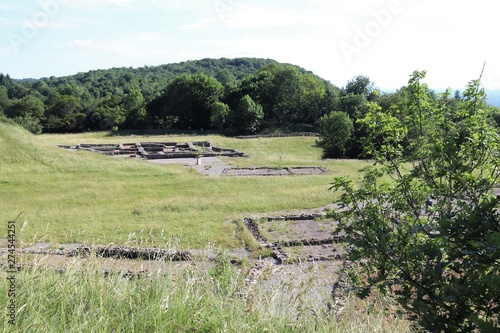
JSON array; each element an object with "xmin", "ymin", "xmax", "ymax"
[
  {"xmin": 243, "ymin": 214, "xmax": 347, "ymax": 264},
  {"xmin": 59, "ymin": 141, "xmax": 247, "ymax": 159},
  {"xmin": 235, "ymin": 132, "xmax": 320, "ymax": 139},
  {"xmin": 242, "ymin": 214, "xmax": 353, "ymax": 312},
  {"xmin": 222, "ymin": 166, "xmax": 328, "ymax": 176}
]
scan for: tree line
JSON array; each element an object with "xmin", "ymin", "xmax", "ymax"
[
  {"xmin": 1, "ymin": 57, "xmax": 500, "ymax": 160},
  {"xmin": 0, "ymin": 57, "xmax": 277, "ymax": 134},
  {"xmin": 0, "ymin": 58, "xmax": 338, "ymax": 135}
]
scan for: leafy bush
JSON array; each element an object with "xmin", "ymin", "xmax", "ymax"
[
  {"xmin": 317, "ymin": 111, "xmax": 354, "ymax": 158},
  {"xmin": 331, "ymin": 71, "xmax": 500, "ymax": 332}
]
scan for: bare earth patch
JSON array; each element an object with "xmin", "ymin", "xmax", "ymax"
[
  {"xmin": 259, "ymin": 218, "xmax": 337, "ymax": 242},
  {"xmin": 222, "ymin": 166, "xmax": 329, "ymax": 176}
]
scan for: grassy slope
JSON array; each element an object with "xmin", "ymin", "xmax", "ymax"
[{"xmin": 0, "ymin": 123, "xmax": 369, "ymax": 248}]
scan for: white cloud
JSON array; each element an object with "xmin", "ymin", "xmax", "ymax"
[{"xmin": 1, "ymin": 0, "xmax": 498, "ymax": 88}]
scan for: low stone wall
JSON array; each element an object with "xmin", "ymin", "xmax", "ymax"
[
  {"xmin": 243, "ymin": 216, "xmax": 346, "ymax": 264},
  {"xmin": 236, "ymin": 132, "xmax": 320, "ymax": 139},
  {"xmin": 273, "ymin": 236, "xmax": 346, "ymax": 247},
  {"xmin": 243, "ymin": 218, "xmax": 268, "ymax": 244},
  {"xmin": 67, "ymin": 245, "xmax": 191, "ymax": 261},
  {"xmin": 14, "ymin": 243, "xmax": 191, "ymax": 262},
  {"xmin": 330, "ymin": 259, "xmax": 353, "ymax": 315},
  {"xmin": 78, "ymin": 144, "xmax": 118, "ymax": 148},
  {"xmin": 266, "ymin": 214, "xmax": 324, "ymax": 221},
  {"xmin": 61, "ymin": 141, "xmax": 247, "ymax": 159},
  {"xmin": 143, "ymin": 152, "xmax": 196, "ymax": 159},
  {"xmin": 222, "ymin": 166, "xmax": 328, "ymax": 177}
]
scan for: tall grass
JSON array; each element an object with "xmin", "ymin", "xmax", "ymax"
[
  {"xmin": 0, "ymin": 124, "xmax": 369, "ymax": 248},
  {"xmin": 0, "ymin": 253, "xmax": 413, "ymax": 333}
]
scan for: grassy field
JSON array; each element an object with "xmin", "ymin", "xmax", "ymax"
[
  {"xmin": 0, "ymin": 253, "xmax": 412, "ymax": 333},
  {"xmin": 0, "ymin": 123, "xmax": 369, "ymax": 248},
  {"xmin": 1, "ymin": 123, "xmax": 416, "ymax": 332}
]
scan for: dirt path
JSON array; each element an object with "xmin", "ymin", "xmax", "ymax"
[
  {"xmin": 148, "ymin": 157, "xmax": 331, "ymax": 177},
  {"xmin": 148, "ymin": 157, "xmax": 230, "ymax": 176}
]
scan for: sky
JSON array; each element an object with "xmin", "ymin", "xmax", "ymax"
[{"xmin": 0, "ymin": 0, "xmax": 499, "ymax": 92}]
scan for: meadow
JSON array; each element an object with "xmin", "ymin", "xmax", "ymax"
[
  {"xmin": 0, "ymin": 123, "xmax": 415, "ymax": 332},
  {"xmin": 0, "ymin": 123, "xmax": 369, "ymax": 248}
]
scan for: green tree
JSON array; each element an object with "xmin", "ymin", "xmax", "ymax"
[
  {"xmin": 487, "ymin": 105, "xmax": 500, "ymax": 128},
  {"xmin": 339, "ymin": 93, "xmax": 368, "ymax": 119},
  {"xmin": 43, "ymin": 95, "xmax": 83, "ymax": 132},
  {"xmin": 344, "ymin": 75, "xmax": 374, "ymax": 97},
  {"xmin": 123, "ymin": 89, "xmax": 148, "ymax": 129},
  {"xmin": 234, "ymin": 64, "xmax": 340, "ymax": 126},
  {"xmin": 268, "ymin": 65, "xmax": 304, "ymax": 123},
  {"xmin": 215, "ymin": 69, "xmax": 236, "ymax": 88},
  {"xmin": 210, "ymin": 101, "xmax": 230, "ymax": 132},
  {"xmin": 317, "ymin": 111, "xmax": 354, "ymax": 158},
  {"xmin": 0, "ymin": 86, "xmax": 11, "ymax": 114},
  {"xmin": 32, "ymin": 80, "xmax": 53, "ymax": 97},
  {"xmin": 90, "ymin": 94, "xmax": 125, "ymax": 131},
  {"xmin": 331, "ymin": 71, "xmax": 500, "ymax": 332},
  {"xmin": 5, "ymin": 94, "xmax": 45, "ymax": 134},
  {"xmin": 231, "ymin": 95, "xmax": 264, "ymax": 134},
  {"xmin": 233, "ymin": 70, "xmax": 274, "ymax": 117},
  {"xmin": 5, "ymin": 94, "xmax": 44, "ymax": 119},
  {"xmin": 11, "ymin": 115, "xmax": 43, "ymax": 134},
  {"xmin": 149, "ymin": 73, "xmax": 223, "ymax": 130}
]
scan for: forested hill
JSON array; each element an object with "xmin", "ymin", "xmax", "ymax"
[
  {"xmin": 16, "ymin": 57, "xmax": 280, "ymax": 102},
  {"xmin": 2, "ymin": 58, "xmax": 500, "ymax": 160},
  {"xmin": 0, "ymin": 57, "xmax": 340, "ymax": 135}
]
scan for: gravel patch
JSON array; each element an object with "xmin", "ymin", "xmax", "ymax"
[{"xmin": 148, "ymin": 157, "xmax": 230, "ymax": 176}]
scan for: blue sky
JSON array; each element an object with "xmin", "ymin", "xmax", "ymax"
[{"xmin": 0, "ymin": 0, "xmax": 498, "ymax": 91}]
